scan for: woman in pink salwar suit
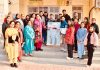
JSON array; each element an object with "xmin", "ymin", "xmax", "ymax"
[{"xmin": 34, "ymin": 14, "xmax": 43, "ymax": 51}]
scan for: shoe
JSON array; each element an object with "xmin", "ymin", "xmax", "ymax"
[
  {"xmin": 24, "ymin": 54, "xmax": 28, "ymax": 56},
  {"xmin": 70, "ymin": 58, "xmax": 73, "ymax": 60},
  {"xmin": 18, "ymin": 59, "xmax": 22, "ymax": 62},
  {"xmin": 86, "ymin": 65, "xmax": 91, "ymax": 68},
  {"xmin": 74, "ymin": 51, "xmax": 77, "ymax": 53},
  {"xmin": 44, "ymin": 43, "xmax": 46, "ymax": 46},
  {"xmin": 17, "ymin": 57, "xmax": 22, "ymax": 62},
  {"xmin": 77, "ymin": 57, "xmax": 84, "ymax": 59},
  {"xmin": 79, "ymin": 58, "xmax": 84, "ymax": 59},
  {"xmin": 77, "ymin": 57, "xmax": 79, "ymax": 58},
  {"xmin": 29, "ymin": 54, "xmax": 33, "ymax": 57},
  {"xmin": 14, "ymin": 63, "xmax": 18, "ymax": 68},
  {"xmin": 66, "ymin": 57, "xmax": 71, "ymax": 60},
  {"xmin": 10, "ymin": 63, "xmax": 14, "ymax": 67},
  {"xmin": 60, "ymin": 48, "xmax": 64, "ymax": 51},
  {"xmin": 39, "ymin": 49, "xmax": 43, "ymax": 51},
  {"xmin": 36, "ymin": 49, "xmax": 39, "ymax": 51},
  {"xmin": 63, "ymin": 49, "xmax": 67, "ymax": 52}
]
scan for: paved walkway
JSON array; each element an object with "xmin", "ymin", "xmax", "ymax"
[{"xmin": 0, "ymin": 35, "xmax": 100, "ymax": 70}]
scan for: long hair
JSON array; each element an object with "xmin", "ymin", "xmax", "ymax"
[
  {"xmin": 84, "ymin": 17, "xmax": 89, "ymax": 24},
  {"xmin": 68, "ymin": 19, "xmax": 74, "ymax": 28}
]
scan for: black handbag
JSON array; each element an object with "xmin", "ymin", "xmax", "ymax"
[
  {"xmin": 8, "ymin": 36, "xmax": 19, "ymax": 43},
  {"xmin": 8, "ymin": 36, "xmax": 15, "ymax": 43}
]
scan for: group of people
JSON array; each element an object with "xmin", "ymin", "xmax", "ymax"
[
  {"xmin": 2, "ymin": 9, "xmax": 99, "ymax": 68},
  {"xmin": 2, "ymin": 12, "xmax": 44, "ymax": 67},
  {"xmin": 60, "ymin": 10, "xmax": 99, "ymax": 67}
]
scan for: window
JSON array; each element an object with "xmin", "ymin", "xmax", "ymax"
[
  {"xmin": 39, "ymin": 7, "xmax": 48, "ymax": 12},
  {"xmin": 28, "ymin": 7, "xmax": 38, "ymax": 13},
  {"xmin": 96, "ymin": 0, "xmax": 100, "ymax": 8},
  {"xmin": 50, "ymin": 7, "xmax": 59, "ymax": 13},
  {"xmin": 28, "ymin": 7, "xmax": 59, "ymax": 14},
  {"xmin": 44, "ymin": 7, "xmax": 48, "ymax": 12},
  {"xmin": 72, "ymin": 6, "xmax": 83, "ymax": 20},
  {"xmin": 72, "ymin": 7, "xmax": 82, "ymax": 11}
]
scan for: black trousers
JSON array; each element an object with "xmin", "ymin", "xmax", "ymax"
[
  {"xmin": 42, "ymin": 29, "xmax": 47, "ymax": 44},
  {"xmin": 74, "ymin": 33, "xmax": 77, "ymax": 51},
  {"xmin": 87, "ymin": 44, "xmax": 94, "ymax": 66},
  {"xmin": 67, "ymin": 44, "xmax": 73, "ymax": 58},
  {"xmin": 3, "ymin": 34, "xmax": 5, "ymax": 48}
]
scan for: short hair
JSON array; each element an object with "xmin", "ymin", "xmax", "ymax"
[
  {"xmin": 92, "ymin": 18, "xmax": 96, "ymax": 21},
  {"xmin": 81, "ymin": 21, "xmax": 84, "ymax": 24},
  {"xmin": 62, "ymin": 9, "xmax": 66, "ymax": 12},
  {"xmin": 25, "ymin": 15, "xmax": 30, "ymax": 18},
  {"xmin": 61, "ymin": 16, "xmax": 65, "ymax": 18},
  {"xmin": 90, "ymin": 25, "xmax": 95, "ymax": 30},
  {"xmin": 50, "ymin": 14, "xmax": 53, "ymax": 16},
  {"xmin": 39, "ymin": 11, "xmax": 43, "ymax": 13},
  {"xmin": 44, "ymin": 12, "xmax": 48, "ymax": 13}
]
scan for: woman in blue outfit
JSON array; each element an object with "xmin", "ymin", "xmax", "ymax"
[
  {"xmin": 77, "ymin": 22, "xmax": 87, "ymax": 59},
  {"xmin": 23, "ymin": 19, "xmax": 35, "ymax": 56}
]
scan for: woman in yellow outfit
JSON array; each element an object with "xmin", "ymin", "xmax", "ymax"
[{"xmin": 5, "ymin": 21, "xmax": 19, "ymax": 68}]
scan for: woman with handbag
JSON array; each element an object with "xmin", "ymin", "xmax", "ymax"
[{"xmin": 5, "ymin": 21, "xmax": 19, "ymax": 67}]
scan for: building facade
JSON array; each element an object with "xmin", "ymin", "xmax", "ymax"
[{"xmin": 0, "ymin": 0, "xmax": 100, "ymax": 26}]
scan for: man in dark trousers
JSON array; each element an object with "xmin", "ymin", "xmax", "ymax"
[
  {"xmin": 62, "ymin": 9, "xmax": 71, "ymax": 22},
  {"xmin": 91, "ymin": 18, "xmax": 99, "ymax": 34}
]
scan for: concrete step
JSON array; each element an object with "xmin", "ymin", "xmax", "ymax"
[
  {"xmin": 0, "ymin": 47, "xmax": 100, "ymax": 59},
  {"xmin": 33, "ymin": 50, "xmax": 66, "ymax": 59},
  {"xmin": 23, "ymin": 57, "xmax": 86, "ymax": 67},
  {"xmin": 22, "ymin": 56, "xmax": 100, "ymax": 67}
]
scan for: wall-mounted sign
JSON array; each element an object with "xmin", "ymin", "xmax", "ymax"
[{"xmin": 96, "ymin": 0, "xmax": 100, "ymax": 8}]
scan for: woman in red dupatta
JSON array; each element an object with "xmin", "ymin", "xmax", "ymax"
[{"xmin": 15, "ymin": 21, "xmax": 23, "ymax": 62}]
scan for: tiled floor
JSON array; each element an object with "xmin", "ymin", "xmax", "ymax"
[{"xmin": 0, "ymin": 35, "xmax": 100, "ymax": 70}]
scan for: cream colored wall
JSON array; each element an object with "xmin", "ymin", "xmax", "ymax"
[
  {"xmin": 19, "ymin": 0, "xmax": 29, "ymax": 15},
  {"xmin": 0, "ymin": 0, "xmax": 9, "ymax": 34},
  {"xmin": 72, "ymin": 0, "xmax": 90, "ymax": 20},
  {"xmin": 8, "ymin": 0, "xmax": 100, "ymax": 30},
  {"xmin": 92, "ymin": 8, "xmax": 100, "ymax": 30},
  {"xmin": 89, "ymin": 0, "xmax": 100, "ymax": 30},
  {"xmin": 0, "ymin": 0, "xmax": 9, "ymax": 21},
  {"xmin": 43, "ymin": 0, "xmax": 57, "ymax": 6},
  {"xmin": 93, "ymin": 8, "xmax": 100, "ymax": 21},
  {"xmin": 59, "ymin": 6, "xmax": 72, "ymax": 17},
  {"xmin": 18, "ymin": 0, "xmax": 90, "ymax": 19},
  {"xmin": 83, "ymin": 0, "xmax": 90, "ymax": 19},
  {"xmin": 9, "ymin": 0, "xmax": 19, "ymax": 14}
]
